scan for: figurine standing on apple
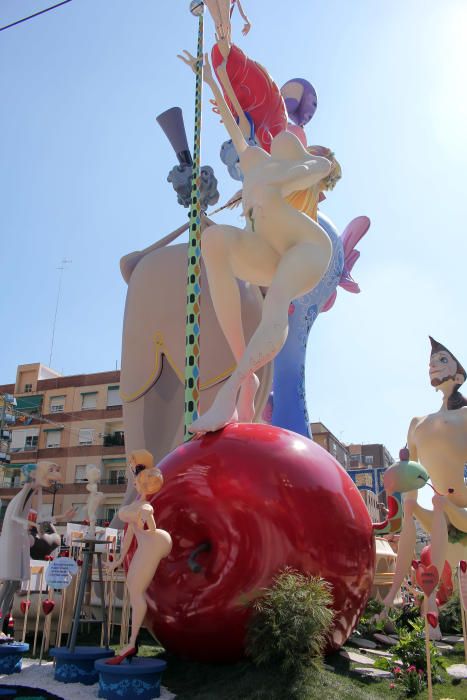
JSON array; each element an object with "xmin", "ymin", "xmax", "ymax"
[{"xmin": 105, "ymin": 450, "xmax": 172, "ymax": 665}]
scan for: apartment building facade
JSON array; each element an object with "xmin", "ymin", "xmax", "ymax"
[
  {"xmin": 309, "ymin": 422, "xmax": 393, "ymax": 522},
  {"xmin": 0, "ymin": 363, "xmax": 127, "ymax": 527}
]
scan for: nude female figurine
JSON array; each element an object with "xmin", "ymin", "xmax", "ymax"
[
  {"xmin": 85, "ymin": 464, "xmax": 105, "ymax": 539},
  {"xmin": 178, "ymin": 51, "xmax": 332, "ymax": 433},
  {"xmin": 105, "ymin": 450, "xmax": 172, "ymax": 664},
  {"xmin": 383, "ymin": 337, "xmax": 467, "ymax": 630}
]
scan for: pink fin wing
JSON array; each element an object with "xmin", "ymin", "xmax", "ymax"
[{"xmin": 341, "ymin": 216, "xmax": 370, "ymax": 258}]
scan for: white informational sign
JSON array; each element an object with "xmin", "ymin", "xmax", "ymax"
[{"xmin": 45, "ymin": 557, "xmax": 78, "ymax": 589}]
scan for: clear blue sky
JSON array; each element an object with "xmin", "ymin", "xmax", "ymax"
[{"xmin": 1, "ymin": 0, "xmax": 466, "ymax": 472}]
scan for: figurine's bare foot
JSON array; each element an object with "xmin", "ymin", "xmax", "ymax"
[
  {"xmin": 237, "ymin": 373, "xmax": 260, "ymax": 422},
  {"xmin": 188, "ymin": 383, "xmax": 239, "ymax": 434}
]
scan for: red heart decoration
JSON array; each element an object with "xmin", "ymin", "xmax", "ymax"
[
  {"xmin": 60, "ymin": 550, "xmax": 70, "ymax": 557},
  {"xmin": 411, "ymin": 559, "xmax": 419, "ymax": 570},
  {"xmin": 77, "ymin": 559, "xmax": 83, "ymax": 567},
  {"xmin": 460, "ymin": 560, "xmax": 467, "ymax": 574},
  {"xmin": 20, "ymin": 600, "xmax": 31, "ymax": 615},
  {"xmin": 44, "ymin": 555, "xmax": 53, "ymax": 561},
  {"xmin": 108, "ymin": 554, "xmax": 114, "ymax": 562},
  {"xmin": 7, "ymin": 616, "xmax": 14, "ymax": 628},
  {"xmin": 42, "ymin": 599, "xmax": 55, "ymax": 616},
  {"xmin": 416, "ymin": 563, "xmax": 439, "ymax": 596},
  {"xmin": 427, "ymin": 612, "xmax": 438, "ymax": 629}
]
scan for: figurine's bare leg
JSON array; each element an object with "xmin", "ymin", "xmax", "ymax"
[
  {"xmin": 0, "ymin": 580, "xmax": 21, "ymax": 620},
  {"xmin": 204, "ymin": 0, "xmax": 232, "ymax": 48},
  {"xmin": 216, "ymin": 59, "xmax": 251, "ymax": 138},
  {"xmin": 200, "ymin": 224, "xmax": 279, "ymax": 423},
  {"xmin": 426, "ymin": 494, "xmax": 449, "ymax": 619},
  {"xmin": 190, "ymin": 234, "xmax": 330, "ymax": 433},
  {"xmin": 383, "ymin": 492, "xmax": 418, "ymax": 609},
  {"xmin": 123, "ymin": 554, "xmax": 161, "ymax": 652}
]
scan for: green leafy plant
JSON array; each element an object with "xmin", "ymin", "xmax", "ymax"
[
  {"xmin": 438, "ymin": 590, "xmax": 462, "ymax": 634},
  {"xmin": 393, "ymin": 604, "xmax": 423, "ymax": 633},
  {"xmin": 245, "ymin": 568, "xmax": 334, "ymax": 673},
  {"xmin": 353, "ymin": 597, "xmax": 386, "ymax": 637},
  {"xmin": 393, "ymin": 618, "xmax": 442, "ymax": 676}
]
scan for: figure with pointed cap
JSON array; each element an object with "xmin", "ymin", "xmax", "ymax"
[{"xmin": 382, "ymin": 337, "xmax": 467, "ymax": 634}]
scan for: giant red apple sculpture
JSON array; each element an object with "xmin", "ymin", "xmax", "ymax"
[{"xmin": 144, "ymin": 423, "xmax": 375, "ymax": 662}]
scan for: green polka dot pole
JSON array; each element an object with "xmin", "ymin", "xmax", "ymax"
[{"xmin": 184, "ymin": 2, "xmax": 204, "ymax": 439}]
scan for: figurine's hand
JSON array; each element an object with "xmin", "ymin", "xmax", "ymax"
[
  {"xmin": 55, "ymin": 507, "xmax": 77, "ymax": 523},
  {"xmin": 202, "ymin": 52, "xmax": 215, "ymax": 86},
  {"xmin": 177, "ymin": 50, "xmax": 199, "ymax": 75},
  {"xmin": 242, "ymin": 21, "xmax": 251, "ymax": 36}
]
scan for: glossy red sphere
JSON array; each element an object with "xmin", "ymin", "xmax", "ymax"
[{"xmin": 144, "ymin": 423, "xmax": 375, "ymax": 662}]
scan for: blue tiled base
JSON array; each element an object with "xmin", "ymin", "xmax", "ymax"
[
  {"xmin": 95, "ymin": 657, "xmax": 167, "ymax": 699},
  {"xmin": 49, "ymin": 646, "xmax": 114, "ymax": 685},
  {"xmin": 0, "ymin": 643, "xmax": 29, "ymax": 675}
]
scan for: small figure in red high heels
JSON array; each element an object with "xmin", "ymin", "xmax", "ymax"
[{"xmin": 105, "ymin": 450, "xmax": 172, "ymax": 664}]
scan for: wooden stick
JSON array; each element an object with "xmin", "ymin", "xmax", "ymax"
[
  {"xmin": 458, "ymin": 567, "xmax": 467, "ymax": 664},
  {"xmin": 39, "ymin": 587, "xmax": 53, "ymax": 664},
  {"xmin": 423, "ymin": 600, "xmax": 433, "ymax": 700},
  {"xmin": 32, "ymin": 567, "xmax": 44, "ymax": 657},
  {"xmin": 55, "ymin": 586, "xmax": 66, "ymax": 647},
  {"xmin": 21, "ymin": 575, "xmax": 32, "ymax": 643}
]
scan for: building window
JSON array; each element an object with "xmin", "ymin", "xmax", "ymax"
[
  {"xmin": 109, "ymin": 469, "xmax": 126, "ymax": 485},
  {"xmin": 78, "ymin": 429, "xmax": 94, "ymax": 446},
  {"xmin": 104, "ymin": 507, "xmax": 117, "ymax": 522},
  {"xmin": 364, "ymin": 456, "xmax": 374, "ymax": 466},
  {"xmin": 350, "ymin": 454, "xmax": 361, "ymax": 466},
  {"xmin": 107, "ymin": 386, "xmax": 122, "ymax": 408},
  {"xmin": 24, "ymin": 384, "xmax": 33, "ymax": 393},
  {"xmin": 25, "ymin": 435, "xmax": 38, "ymax": 449},
  {"xmin": 11, "ymin": 429, "xmax": 39, "ymax": 452},
  {"xmin": 46, "ymin": 430, "xmax": 62, "ymax": 448},
  {"xmin": 81, "ymin": 393, "xmax": 98, "ymax": 410},
  {"xmin": 49, "ymin": 395, "xmax": 66, "ymax": 413},
  {"xmin": 75, "ymin": 464, "xmax": 88, "ymax": 482}
]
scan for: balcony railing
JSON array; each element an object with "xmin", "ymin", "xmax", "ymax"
[{"xmin": 103, "ymin": 432, "xmax": 125, "ymax": 447}]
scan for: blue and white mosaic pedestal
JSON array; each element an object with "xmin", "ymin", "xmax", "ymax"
[
  {"xmin": 50, "ymin": 646, "xmax": 114, "ymax": 685},
  {"xmin": 0, "ymin": 642, "xmax": 29, "ymax": 674},
  {"xmin": 95, "ymin": 657, "xmax": 167, "ymax": 699}
]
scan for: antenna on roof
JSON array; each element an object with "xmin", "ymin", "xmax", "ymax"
[{"xmin": 49, "ymin": 258, "xmax": 72, "ymax": 367}]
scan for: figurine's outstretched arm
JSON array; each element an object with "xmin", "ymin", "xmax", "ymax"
[
  {"xmin": 382, "ymin": 420, "xmax": 420, "ymax": 609},
  {"xmin": 106, "ymin": 524, "xmax": 135, "ymax": 571},
  {"xmin": 236, "ymin": 0, "xmax": 252, "ymax": 35},
  {"xmin": 178, "ymin": 50, "xmax": 248, "ymax": 156}
]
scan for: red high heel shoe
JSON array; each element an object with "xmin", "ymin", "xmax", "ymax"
[{"xmin": 106, "ymin": 644, "xmax": 139, "ymax": 665}]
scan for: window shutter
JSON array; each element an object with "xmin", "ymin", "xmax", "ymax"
[
  {"xmin": 78, "ymin": 429, "xmax": 94, "ymax": 445},
  {"xmin": 81, "ymin": 393, "xmax": 98, "ymax": 410},
  {"xmin": 46, "ymin": 430, "xmax": 61, "ymax": 448},
  {"xmin": 107, "ymin": 387, "xmax": 122, "ymax": 407},
  {"xmin": 50, "ymin": 396, "xmax": 66, "ymax": 413}
]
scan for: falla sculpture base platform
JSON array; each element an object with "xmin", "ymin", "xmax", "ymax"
[
  {"xmin": 50, "ymin": 646, "xmax": 114, "ymax": 685},
  {"xmin": 0, "ymin": 642, "xmax": 29, "ymax": 675},
  {"xmin": 95, "ymin": 657, "xmax": 167, "ymax": 700}
]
